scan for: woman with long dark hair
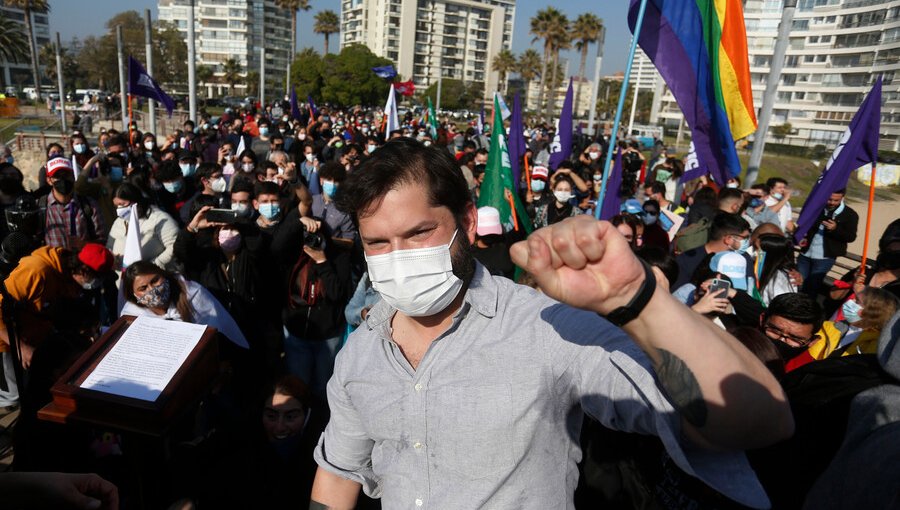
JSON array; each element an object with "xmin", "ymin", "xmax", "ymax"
[
  {"xmin": 107, "ymin": 183, "xmax": 180, "ymax": 273},
  {"xmin": 755, "ymin": 233, "xmax": 798, "ymax": 306}
]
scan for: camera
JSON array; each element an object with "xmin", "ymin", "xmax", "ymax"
[{"xmin": 302, "ymin": 223, "xmax": 324, "ymax": 249}]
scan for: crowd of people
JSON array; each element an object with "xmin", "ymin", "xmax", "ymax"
[{"xmin": 0, "ymin": 95, "xmax": 896, "ymax": 509}]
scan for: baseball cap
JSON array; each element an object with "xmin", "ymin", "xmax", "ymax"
[
  {"xmin": 531, "ymin": 165, "xmax": 549, "ymax": 181},
  {"xmin": 46, "ymin": 157, "xmax": 73, "ymax": 179},
  {"xmin": 476, "ymin": 206, "xmax": 503, "ymax": 237},
  {"xmin": 78, "ymin": 243, "xmax": 114, "ymax": 273},
  {"xmin": 620, "ymin": 199, "xmax": 643, "ymax": 215},
  {"xmin": 709, "ymin": 251, "xmax": 750, "ymax": 291}
]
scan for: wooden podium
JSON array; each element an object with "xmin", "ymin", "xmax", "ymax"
[{"xmin": 38, "ymin": 315, "xmax": 219, "ymax": 436}]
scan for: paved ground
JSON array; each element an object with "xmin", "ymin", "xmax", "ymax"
[{"xmin": 846, "ymin": 195, "xmax": 900, "ymax": 261}]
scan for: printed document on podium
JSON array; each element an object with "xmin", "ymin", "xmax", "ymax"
[{"xmin": 81, "ymin": 316, "xmax": 207, "ymax": 401}]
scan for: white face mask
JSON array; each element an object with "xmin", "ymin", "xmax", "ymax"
[
  {"xmin": 144, "ymin": 141, "xmax": 155, "ymax": 151},
  {"xmin": 365, "ymin": 230, "xmax": 463, "ymax": 317},
  {"xmin": 554, "ymin": 191, "xmax": 573, "ymax": 203},
  {"xmin": 305, "ymin": 153, "xmax": 314, "ymax": 162},
  {"xmin": 589, "ymin": 152, "xmax": 600, "ymax": 160},
  {"xmin": 116, "ymin": 205, "xmax": 131, "ymax": 219},
  {"xmin": 210, "ymin": 177, "xmax": 227, "ymax": 193},
  {"xmin": 231, "ymin": 202, "xmax": 250, "ymax": 217}
]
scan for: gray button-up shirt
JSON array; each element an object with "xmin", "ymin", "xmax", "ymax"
[{"xmin": 315, "ymin": 264, "xmax": 768, "ymax": 509}]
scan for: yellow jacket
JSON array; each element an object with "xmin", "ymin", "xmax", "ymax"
[{"xmin": 806, "ymin": 321, "xmax": 880, "ymax": 361}]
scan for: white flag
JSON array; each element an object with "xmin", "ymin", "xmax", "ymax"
[
  {"xmin": 235, "ymin": 133, "xmax": 246, "ymax": 158},
  {"xmin": 384, "ymin": 84, "xmax": 400, "ymax": 135},
  {"xmin": 495, "ymin": 92, "xmax": 511, "ymax": 120},
  {"xmin": 71, "ymin": 156, "xmax": 80, "ymax": 181},
  {"xmin": 122, "ymin": 204, "xmax": 142, "ymax": 268}
]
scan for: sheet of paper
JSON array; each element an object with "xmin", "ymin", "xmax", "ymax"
[
  {"xmin": 80, "ymin": 316, "xmax": 207, "ymax": 402},
  {"xmin": 661, "ymin": 208, "xmax": 685, "ymax": 242}
]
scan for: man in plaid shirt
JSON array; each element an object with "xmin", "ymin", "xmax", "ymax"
[{"xmin": 42, "ymin": 157, "xmax": 105, "ymax": 249}]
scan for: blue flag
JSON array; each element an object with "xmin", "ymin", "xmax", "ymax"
[
  {"xmin": 127, "ymin": 56, "xmax": 174, "ymax": 116},
  {"xmin": 794, "ymin": 78, "xmax": 881, "ymax": 243},
  {"xmin": 289, "ymin": 87, "xmax": 301, "ymax": 120},
  {"xmin": 600, "ymin": 148, "xmax": 624, "ymax": 221},
  {"xmin": 547, "ymin": 78, "xmax": 574, "ymax": 170},
  {"xmin": 372, "ymin": 65, "xmax": 397, "ymax": 79},
  {"xmin": 507, "ymin": 92, "xmax": 525, "ymax": 192}
]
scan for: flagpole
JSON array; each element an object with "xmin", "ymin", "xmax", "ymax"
[
  {"xmin": 117, "ymin": 25, "xmax": 128, "ymax": 130},
  {"xmin": 54, "ymin": 32, "xmax": 67, "ymax": 135},
  {"xmin": 128, "ymin": 94, "xmax": 133, "ymax": 130},
  {"xmin": 595, "ymin": 0, "xmax": 649, "ymax": 219},
  {"xmin": 860, "ymin": 162, "xmax": 877, "ymax": 276},
  {"xmin": 145, "ymin": 9, "xmax": 156, "ymax": 135},
  {"xmin": 187, "ymin": 0, "xmax": 197, "ymax": 123}
]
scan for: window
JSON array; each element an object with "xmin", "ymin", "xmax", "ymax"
[
  {"xmin": 804, "ymin": 55, "xmax": 815, "ymax": 63},
  {"xmin": 809, "ymin": 36, "xmax": 819, "ymax": 43}
]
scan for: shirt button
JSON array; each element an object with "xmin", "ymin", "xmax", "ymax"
[
  {"xmin": 413, "ymin": 442, "xmax": 423, "ymax": 449},
  {"xmin": 414, "ymin": 383, "xmax": 423, "ymax": 392},
  {"xmin": 415, "ymin": 499, "xmax": 423, "ymax": 506}
]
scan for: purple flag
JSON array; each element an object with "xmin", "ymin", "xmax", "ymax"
[
  {"xmin": 508, "ymin": 93, "xmax": 525, "ymax": 192},
  {"xmin": 290, "ymin": 87, "xmax": 302, "ymax": 120},
  {"xmin": 307, "ymin": 95, "xmax": 319, "ymax": 121},
  {"xmin": 548, "ymin": 78, "xmax": 574, "ymax": 170},
  {"xmin": 794, "ymin": 78, "xmax": 881, "ymax": 243},
  {"xmin": 372, "ymin": 65, "xmax": 397, "ymax": 79},
  {"xmin": 127, "ymin": 56, "xmax": 174, "ymax": 116},
  {"xmin": 600, "ymin": 148, "xmax": 624, "ymax": 221}
]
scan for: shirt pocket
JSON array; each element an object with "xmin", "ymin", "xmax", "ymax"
[{"xmin": 428, "ymin": 383, "xmax": 515, "ymax": 480}]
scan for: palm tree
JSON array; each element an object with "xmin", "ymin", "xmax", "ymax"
[
  {"xmin": 490, "ymin": 48, "xmax": 516, "ymax": 94},
  {"xmin": 0, "ymin": 13, "xmax": 29, "ymax": 65},
  {"xmin": 275, "ymin": 0, "xmax": 312, "ymax": 61},
  {"xmin": 222, "ymin": 58, "xmax": 243, "ymax": 95},
  {"xmin": 516, "ymin": 49, "xmax": 541, "ymax": 110},
  {"xmin": 528, "ymin": 7, "xmax": 562, "ymax": 120},
  {"xmin": 544, "ymin": 13, "xmax": 571, "ymax": 120},
  {"xmin": 3, "ymin": 0, "xmax": 50, "ymax": 100},
  {"xmin": 571, "ymin": 13, "xmax": 603, "ymax": 118},
  {"xmin": 313, "ymin": 10, "xmax": 340, "ymax": 55}
]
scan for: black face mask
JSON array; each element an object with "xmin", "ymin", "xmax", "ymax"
[
  {"xmin": 53, "ymin": 179, "xmax": 75, "ymax": 196},
  {"xmin": 774, "ymin": 340, "xmax": 808, "ymax": 362}
]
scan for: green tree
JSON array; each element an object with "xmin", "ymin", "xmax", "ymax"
[
  {"xmin": 772, "ymin": 122, "xmax": 793, "ymax": 142},
  {"xmin": 530, "ymin": 7, "xmax": 568, "ymax": 121},
  {"xmin": 571, "ymin": 13, "xmax": 603, "ymax": 117},
  {"xmin": 37, "ymin": 42, "xmax": 76, "ymax": 91},
  {"xmin": 595, "ymin": 79, "xmax": 653, "ymax": 124},
  {"xmin": 3, "ymin": 0, "xmax": 49, "ymax": 99},
  {"xmin": 222, "ymin": 58, "xmax": 243, "ymax": 95},
  {"xmin": 0, "ymin": 13, "xmax": 29, "ymax": 65},
  {"xmin": 516, "ymin": 49, "xmax": 542, "ymax": 109},
  {"xmin": 246, "ymin": 71, "xmax": 260, "ymax": 97},
  {"xmin": 288, "ymin": 47, "xmax": 324, "ymax": 99},
  {"xmin": 319, "ymin": 44, "xmax": 393, "ymax": 106},
  {"xmin": 491, "ymin": 48, "xmax": 516, "ymax": 94},
  {"xmin": 545, "ymin": 14, "xmax": 571, "ymax": 120},
  {"xmin": 275, "ymin": 0, "xmax": 311, "ymax": 59},
  {"xmin": 314, "ymin": 10, "xmax": 340, "ymax": 55},
  {"xmin": 421, "ymin": 79, "xmax": 484, "ymax": 111}
]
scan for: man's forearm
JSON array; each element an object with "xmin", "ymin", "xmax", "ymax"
[
  {"xmin": 310, "ymin": 466, "xmax": 361, "ymax": 510},
  {"xmin": 621, "ymin": 283, "xmax": 793, "ymax": 450}
]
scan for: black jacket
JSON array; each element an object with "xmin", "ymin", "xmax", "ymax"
[
  {"xmin": 272, "ymin": 208, "xmax": 351, "ymax": 340},
  {"xmin": 801, "ymin": 204, "xmax": 859, "ymax": 259}
]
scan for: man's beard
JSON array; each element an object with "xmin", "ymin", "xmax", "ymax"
[{"xmin": 451, "ymin": 226, "xmax": 477, "ymax": 287}]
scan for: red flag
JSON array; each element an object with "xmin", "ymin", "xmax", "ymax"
[{"xmin": 394, "ymin": 80, "xmax": 415, "ymax": 96}]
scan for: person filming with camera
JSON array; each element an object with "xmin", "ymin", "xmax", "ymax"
[{"xmin": 272, "ymin": 164, "xmax": 353, "ymax": 399}]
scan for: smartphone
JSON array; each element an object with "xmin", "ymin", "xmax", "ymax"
[
  {"xmin": 206, "ymin": 208, "xmax": 237, "ymax": 224},
  {"xmin": 709, "ymin": 278, "xmax": 731, "ymax": 297}
]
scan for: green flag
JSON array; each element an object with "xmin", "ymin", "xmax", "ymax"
[
  {"xmin": 477, "ymin": 94, "xmax": 531, "ymax": 234},
  {"xmin": 426, "ymin": 96, "xmax": 439, "ymax": 140}
]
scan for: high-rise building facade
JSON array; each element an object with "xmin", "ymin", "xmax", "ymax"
[
  {"xmin": 628, "ymin": 48, "xmax": 658, "ymax": 90},
  {"xmin": 656, "ymin": 0, "xmax": 900, "ymax": 151},
  {"xmin": 158, "ymin": 0, "xmax": 292, "ymax": 99},
  {"xmin": 341, "ymin": 0, "xmax": 515, "ymax": 101},
  {"xmin": 0, "ymin": 5, "xmax": 51, "ymax": 89}
]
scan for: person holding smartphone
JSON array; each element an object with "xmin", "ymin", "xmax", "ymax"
[{"xmin": 689, "ymin": 252, "xmax": 765, "ymax": 330}]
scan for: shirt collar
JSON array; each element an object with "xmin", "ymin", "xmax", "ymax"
[{"xmin": 364, "ymin": 261, "xmax": 499, "ymax": 332}]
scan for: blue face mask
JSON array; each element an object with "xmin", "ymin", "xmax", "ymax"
[
  {"xmin": 109, "ymin": 166, "xmax": 123, "ymax": 182},
  {"xmin": 179, "ymin": 163, "xmax": 196, "ymax": 177},
  {"xmin": 735, "ymin": 237, "xmax": 750, "ymax": 253},
  {"xmin": 163, "ymin": 180, "xmax": 183, "ymax": 194},
  {"xmin": 5, "ymin": 156, "xmax": 12, "ymax": 165},
  {"xmin": 842, "ymin": 299, "xmax": 863, "ymax": 324},
  {"xmin": 750, "ymin": 198, "xmax": 764, "ymax": 208},
  {"xmin": 259, "ymin": 202, "xmax": 280, "ymax": 220},
  {"xmin": 259, "ymin": 127, "xmax": 269, "ymax": 137},
  {"xmin": 531, "ymin": 180, "xmax": 546, "ymax": 192},
  {"xmin": 322, "ymin": 180, "xmax": 338, "ymax": 198}
]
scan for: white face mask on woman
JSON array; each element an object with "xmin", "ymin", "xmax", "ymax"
[{"xmin": 365, "ymin": 230, "xmax": 463, "ymax": 317}]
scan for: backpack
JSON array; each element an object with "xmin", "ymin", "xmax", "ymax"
[
  {"xmin": 38, "ymin": 193, "xmax": 97, "ymax": 242},
  {"xmin": 673, "ymin": 216, "xmax": 710, "ymax": 255},
  {"xmin": 287, "ymin": 250, "xmax": 325, "ymax": 308}
]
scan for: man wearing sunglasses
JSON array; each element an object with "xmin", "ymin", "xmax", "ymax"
[{"xmin": 760, "ymin": 293, "xmax": 824, "ymax": 371}]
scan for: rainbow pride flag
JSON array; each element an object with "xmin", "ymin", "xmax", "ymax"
[{"xmin": 628, "ymin": 0, "xmax": 757, "ymax": 184}]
